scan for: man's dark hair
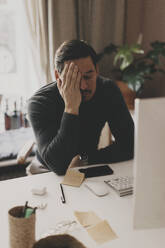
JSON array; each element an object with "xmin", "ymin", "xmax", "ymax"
[
  {"xmin": 55, "ymin": 39, "xmax": 98, "ymax": 73},
  {"xmin": 32, "ymin": 234, "xmax": 87, "ymax": 248}
]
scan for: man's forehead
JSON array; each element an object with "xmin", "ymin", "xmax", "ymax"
[{"xmin": 64, "ymin": 57, "xmax": 95, "ymax": 74}]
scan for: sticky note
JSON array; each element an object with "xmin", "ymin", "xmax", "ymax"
[
  {"xmin": 74, "ymin": 211, "xmax": 102, "ymax": 228},
  {"xmin": 87, "ymin": 220, "xmax": 117, "ymax": 244},
  {"xmin": 62, "ymin": 169, "xmax": 85, "ymax": 187}
]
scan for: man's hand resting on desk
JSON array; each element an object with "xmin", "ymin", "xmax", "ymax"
[{"xmin": 57, "ymin": 62, "xmax": 82, "ymax": 115}]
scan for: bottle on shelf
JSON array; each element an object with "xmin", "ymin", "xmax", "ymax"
[
  {"xmin": 19, "ymin": 97, "xmax": 24, "ymax": 127},
  {"xmin": 4, "ymin": 99, "xmax": 11, "ymax": 130},
  {"xmin": 10, "ymin": 100, "xmax": 21, "ymax": 129}
]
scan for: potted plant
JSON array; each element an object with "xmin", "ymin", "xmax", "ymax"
[{"xmin": 97, "ymin": 41, "xmax": 165, "ymax": 109}]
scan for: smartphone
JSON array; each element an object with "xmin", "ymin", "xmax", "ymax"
[{"xmin": 79, "ymin": 165, "xmax": 113, "ymax": 178}]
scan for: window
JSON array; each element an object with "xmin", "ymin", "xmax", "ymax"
[
  {"xmin": 0, "ymin": 0, "xmax": 40, "ymax": 131},
  {"xmin": 0, "ymin": 0, "xmax": 40, "ymax": 99}
]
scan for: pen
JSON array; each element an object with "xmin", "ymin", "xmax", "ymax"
[
  {"xmin": 22, "ymin": 201, "xmax": 28, "ymax": 217},
  {"xmin": 60, "ymin": 183, "xmax": 66, "ymax": 204}
]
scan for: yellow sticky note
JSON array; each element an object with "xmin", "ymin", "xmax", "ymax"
[
  {"xmin": 74, "ymin": 211, "xmax": 102, "ymax": 228},
  {"xmin": 87, "ymin": 220, "xmax": 118, "ymax": 244},
  {"xmin": 62, "ymin": 169, "xmax": 85, "ymax": 187}
]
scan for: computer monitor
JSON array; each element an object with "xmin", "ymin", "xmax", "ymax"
[{"xmin": 133, "ymin": 97, "xmax": 165, "ymax": 229}]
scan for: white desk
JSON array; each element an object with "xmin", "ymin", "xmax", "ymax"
[{"xmin": 0, "ymin": 160, "xmax": 165, "ymax": 248}]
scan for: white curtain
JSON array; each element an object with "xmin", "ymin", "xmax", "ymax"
[{"xmin": 21, "ymin": 0, "xmax": 125, "ymax": 92}]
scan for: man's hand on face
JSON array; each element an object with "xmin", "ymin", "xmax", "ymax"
[{"xmin": 57, "ymin": 62, "xmax": 82, "ymax": 115}]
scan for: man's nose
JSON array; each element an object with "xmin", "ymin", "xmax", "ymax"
[{"xmin": 80, "ymin": 78, "xmax": 88, "ymax": 90}]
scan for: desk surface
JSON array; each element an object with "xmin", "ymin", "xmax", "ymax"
[{"xmin": 0, "ymin": 160, "xmax": 165, "ymax": 248}]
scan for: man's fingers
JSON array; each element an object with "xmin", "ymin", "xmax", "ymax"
[
  {"xmin": 72, "ymin": 65, "xmax": 79, "ymax": 87},
  {"xmin": 60, "ymin": 62, "xmax": 81, "ymax": 91},
  {"xmin": 60, "ymin": 63, "xmax": 69, "ymax": 86},
  {"xmin": 75, "ymin": 71, "xmax": 82, "ymax": 89},
  {"xmin": 56, "ymin": 78, "xmax": 62, "ymax": 90},
  {"xmin": 66, "ymin": 62, "xmax": 74, "ymax": 87}
]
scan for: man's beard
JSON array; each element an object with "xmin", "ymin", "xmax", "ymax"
[{"xmin": 81, "ymin": 90, "xmax": 92, "ymax": 101}]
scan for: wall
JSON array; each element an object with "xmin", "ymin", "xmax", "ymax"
[{"xmin": 125, "ymin": 0, "xmax": 165, "ymax": 97}]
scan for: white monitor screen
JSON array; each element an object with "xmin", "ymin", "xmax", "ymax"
[{"xmin": 133, "ymin": 97, "xmax": 165, "ymax": 229}]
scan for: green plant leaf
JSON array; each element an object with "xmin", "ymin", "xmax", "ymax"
[
  {"xmin": 130, "ymin": 44, "xmax": 144, "ymax": 54},
  {"xmin": 99, "ymin": 40, "xmax": 165, "ymax": 93},
  {"xmin": 114, "ymin": 50, "xmax": 134, "ymax": 70},
  {"xmin": 114, "ymin": 43, "xmax": 144, "ymax": 70},
  {"xmin": 120, "ymin": 53, "xmax": 133, "ymax": 70}
]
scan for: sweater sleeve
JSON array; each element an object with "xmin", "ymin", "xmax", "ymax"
[
  {"xmin": 88, "ymin": 82, "xmax": 134, "ymax": 164},
  {"xmin": 28, "ymin": 100, "xmax": 79, "ymax": 175}
]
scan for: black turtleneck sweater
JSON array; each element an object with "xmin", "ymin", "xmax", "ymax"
[{"xmin": 28, "ymin": 76, "xmax": 134, "ymax": 175}]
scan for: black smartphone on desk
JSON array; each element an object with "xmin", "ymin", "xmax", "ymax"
[{"xmin": 79, "ymin": 165, "xmax": 113, "ymax": 178}]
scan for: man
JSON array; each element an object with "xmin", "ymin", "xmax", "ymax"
[
  {"xmin": 28, "ymin": 40, "xmax": 134, "ymax": 175},
  {"xmin": 32, "ymin": 234, "xmax": 86, "ymax": 248}
]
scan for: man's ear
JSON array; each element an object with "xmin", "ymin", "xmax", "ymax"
[
  {"xmin": 96, "ymin": 64, "xmax": 99, "ymax": 74},
  {"xmin": 55, "ymin": 69, "xmax": 60, "ymax": 81}
]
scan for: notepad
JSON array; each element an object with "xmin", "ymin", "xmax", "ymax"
[
  {"xmin": 74, "ymin": 210, "xmax": 117, "ymax": 244},
  {"xmin": 87, "ymin": 220, "xmax": 117, "ymax": 244},
  {"xmin": 62, "ymin": 169, "xmax": 85, "ymax": 187},
  {"xmin": 74, "ymin": 211, "xmax": 101, "ymax": 228}
]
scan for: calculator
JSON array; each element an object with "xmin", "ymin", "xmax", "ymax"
[{"xmin": 104, "ymin": 176, "xmax": 133, "ymax": 197}]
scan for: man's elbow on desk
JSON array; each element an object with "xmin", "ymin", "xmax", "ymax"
[
  {"xmin": 43, "ymin": 155, "xmax": 69, "ymax": 176},
  {"xmin": 38, "ymin": 146, "xmax": 68, "ymax": 175}
]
